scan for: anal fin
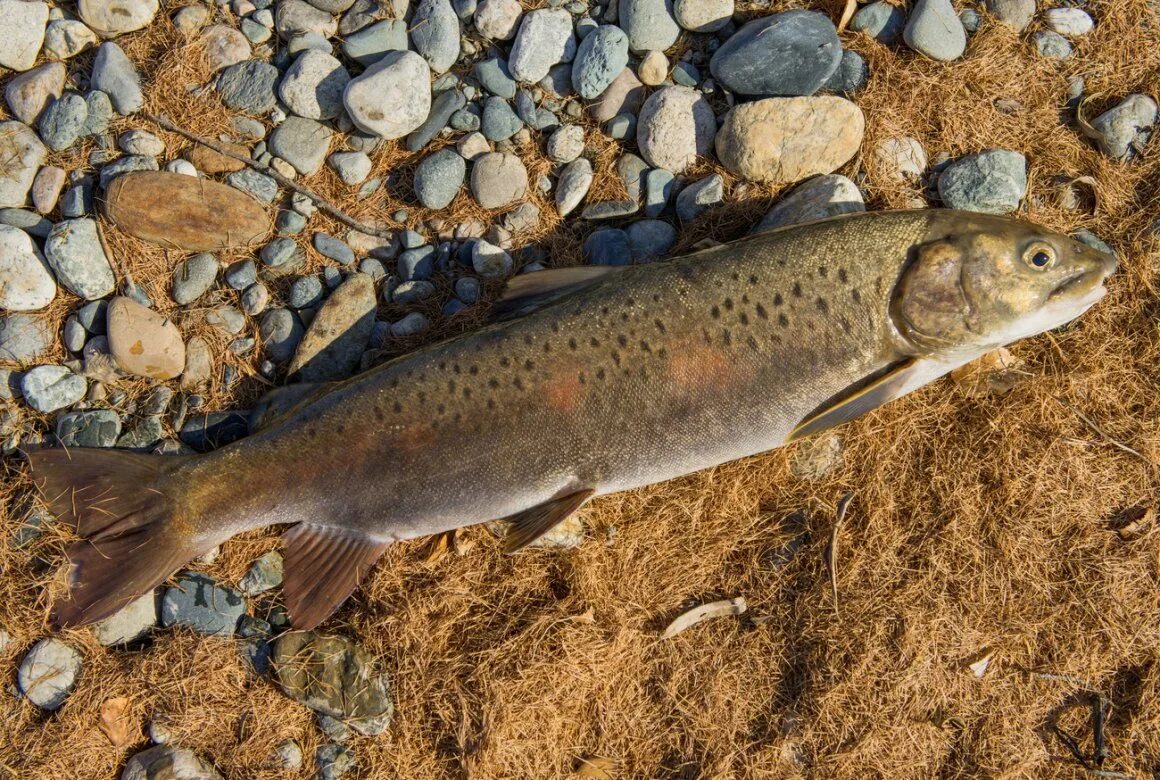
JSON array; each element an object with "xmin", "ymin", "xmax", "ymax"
[
  {"xmin": 282, "ymin": 523, "xmax": 390, "ymax": 629},
  {"xmin": 502, "ymin": 489, "xmax": 594, "ymax": 553},
  {"xmin": 787, "ymin": 359, "xmax": 923, "ymax": 443}
]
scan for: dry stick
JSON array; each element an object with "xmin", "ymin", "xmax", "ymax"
[
  {"xmin": 140, "ymin": 111, "xmax": 397, "ymax": 240},
  {"xmin": 1057, "ymin": 398, "xmax": 1153, "ymax": 466},
  {"xmin": 828, "ymin": 492, "xmax": 854, "ymax": 617}
]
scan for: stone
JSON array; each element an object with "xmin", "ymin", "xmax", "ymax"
[
  {"xmin": 470, "ymin": 152, "xmax": 528, "ymax": 209},
  {"xmin": 481, "ymin": 96, "xmax": 522, "ymax": 141},
  {"xmin": 98, "ymin": 155, "xmax": 160, "ymax": 190},
  {"xmin": 83, "ymin": 90, "xmax": 115, "ymax": 136},
  {"xmin": 0, "ymin": 207, "xmax": 52, "ymax": 236},
  {"xmin": 711, "ymin": 11, "xmax": 841, "ymax": 97},
  {"xmin": 31, "ymin": 166, "xmax": 66, "ymax": 214},
  {"xmin": 273, "ymin": 631, "xmax": 393, "ymax": 735},
  {"xmin": 850, "ymin": 1, "xmax": 905, "ymax": 45},
  {"xmin": 118, "ymin": 130, "xmax": 165, "ymax": 157},
  {"xmin": 173, "ymin": 4, "xmax": 208, "ymax": 37},
  {"xmin": 44, "ymin": 19, "xmax": 99, "ymax": 60},
  {"xmin": 55, "ymin": 408, "xmax": 121, "ymax": 447},
  {"xmin": 1033, "ymin": 30, "xmax": 1072, "ymax": 59},
  {"xmin": 227, "ymin": 169, "xmax": 279, "ymax": 203},
  {"xmin": 187, "ymin": 141, "xmax": 250, "ymax": 174},
  {"xmin": 218, "ymin": 59, "xmax": 280, "ymax": 114},
  {"xmin": 0, "ymin": 121, "xmax": 47, "ymax": 208},
  {"xmin": 206, "ymin": 304, "xmax": 246, "ymax": 335},
  {"xmin": 984, "ymin": 0, "xmax": 1035, "ymax": 31},
  {"xmin": 5, "ymin": 63, "xmax": 65, "ymax": 125},
  {"xmin": 475, "ymin": 56, "xmax": 517, "ymax": 99},
  {"xmin": 116, "ymin": 415, "xmax": 165, "ymax": 449},
  {"xmin": 554, "ymin": 157, "xmax": 593, "ymax": 217},
  {"xmin": 0, "ymin": 314, "xmax": 54, "ymax": 362},
  {"xmin": 414, "ymin": 149, "xmax": 465, "ymax": 209},
  {"xmin": 752, "ymin": 174, "xmax": 865, "ymax": 233},
  {"xmin": 471, "ymin": 239, "xmax": 512, "ymax": 278},
  {"xmin": 407, "ymin": 86, "xmax": 466, "ymax": 151},
  {"xmin": 936, "ymin": 149, "xmax": 1027, "ymax": 214},
  {"xmin": 790, "ymin": 433, "xmax": 843, "ymax": 480},
  {"xmin": 259, "ymin": 308, "xmax": 304, "ymax": 362},
  {"xmin": 161, "ymin": 572, "xmax": 246, "ymax": 636},
  {"xmin": 509, "ymin": 8, "xmax": 577, "ymax": 84},
  {"xmin": 276, "ymin": 740, "xmax": 303, "ymax": 771},
  {"xmin": 279, "ymin": 50, "xmax": 350, "ymax": 120},
  {"xmin": 674, "ymin": 173, "xmax": 723, "ymax": 222},
  {"xmin": 822, "ymin": 49, "xmax": 868, "ymax": 95},
  {"xmin": 39, "ymin": 92, "xmax": 89, "ymax": 151},
  {"xmin": 581, "ymin": 199, "xmax": 638, "ymax": 220},
  {"xmin": 92, "ymin": 593, "xmax": 157, "ymax": 645},
  {"xmin": 620, "ymin": 0, "xmax": 679, "ymax": 53},
  {"xmin": 1044, "ymin": 8, "xmax": 1094, "ymax": 37},
  {"xmin": 571, "ymin": 24, "xmax": 630, "ymax": 99},
  {"xmin": 474, "ymin": 0, "xmax": 521, "ymax": 40},
  {"xmin": 17, "ymin": 639, "xmax": 81, "ymax": 710},
  {"xmin": 397, "ymin": 245, "xmax": 434, "ymax": 280},
  {"xmin": 316, "ymin": 745, "xmax": 355, "ymax": 780},
  {"xmin": 276, "ymin": 0, "xmax": 338, "ymax": 39},
  {"xmin": 179, "ymin": 411, "xmax": 250, "ymax": 450},
  {"xmin": 625, "ymin": 218, "xmax": 676, "ymax": 261},
  {"xmin": 715, "ymin": 96, "xmax": 864, "ymax": 184},
  {"xmin": 44, "ymin": 218, "xmax": 114, "ymax": 300},
  {"xmin": 239, "ymin": 551, "xmax": 284, "ymax": 595},
  {"xmin": 674, "ymin": 0, "xmax": 730, "ymax": 33},
  {"xmin": 178, "ymin": 336, "xmax": 212, "ymax": 390},
  {"xmin": 269, "ymin": 116, "xmax": 333, "ymax": 175},
  {"xmin": 343, "ymin": 50, "xmax": 432, "ymax": 139},
  {"xmin": 457, "ymin": 131, "xmax": 491, "ymax": 160},
  {"xmin": 106, "ymin": 296, "xmax": 186, "ymax": 380},
  {"xmin": 643, "ymin": 168, "xmax": 674, "ymax": 217},
  {"xmin": 79, "ymin": 0, "xmax": 158, "ymax": 37},
  {"xmin": 583, "ymin": 227, "xmax": 630, "ymax": 265},
  {"xmin": 314, "ymin": 232, "xmax": 354, "ymax": 264},
  {"xmin": 341, "ymin": 19, "xmax": 408, "ymax": 66},
  {"xmin": 1090, "ymin": 94, "xmax": 1157, "ymax": 160},
  {"xmin": 91, "ymin": 42, "xmax": 144, "ymax": 114},
  {"xmin": 638, "ymin": 50, "xmax": 668, "ymax": 86},
  {"xmin": 0, "ymin": 225, "xmax": 55, "ymax": 312},
  {"xmin": 21, "ymin": 365, "xmax": 86, "ymax": 412},
  {"xmin": 288, "ymin": 273, "xmax": 376, "ymax": 381},
  {"xmin": 0, "ymin": 0, "xmax": 47, "ymax": 71},
  {"xmin": 120, "ymin": 746, "xmax": 223, "ymax": 780},
  {"xmin": 329, "ymin": 151, "xmax": 373, "ymax": 185},
  {"xmin": 411, "ymin": 0, "xmax": 460, "ymax": 74},
  {"xmin": 636, "ymin": 86, "xmax": 715, "ymax": 173},
  {"xmin": 105, "ymin": 172, "xmax": 271, "ymax": 251},
  {"xmin": 588, "ymin": 67, "xmax": 645, "ymax": 123},
  {"xmin": 225, "ymin": 258, "xmax": 258, "ymax": 290},
  {"xmin": 546, "ymin": 124, "xmax": 585, "ymax": 163},
  {"xmin": 904, "ymin": 0, "xmax": 967, "ymax": 62},
  {"xmin": 874, "ymin": 136, "xmax": 927, "ymax": 180}
]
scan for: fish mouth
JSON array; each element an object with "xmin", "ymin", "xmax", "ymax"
[
  {"xmin": 1049, "ymin": 251, "xmax": 1116, "ymax": 303},
  {"xmin": 1048, "ymin": 269, "xmax": 1093, "ymax": 300}
]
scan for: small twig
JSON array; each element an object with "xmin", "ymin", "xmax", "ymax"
[
  {"xmin": 828, "ymin": 492, "xmax": 853, "ymax": 617},
  {"xmin": 140, "ymin": 111, "xmax": 397, "ymax": 239},
  {"xmin": 837, "ymin": 0, "xmax": 857, "ymax": 32},
  {"xmin": 1056, "ymin": 398, "xmax": 1152, "ymax": 466},
  {"xmin": 1052, "ymin": 724, "xmax": 1094, "ymax": 770}
]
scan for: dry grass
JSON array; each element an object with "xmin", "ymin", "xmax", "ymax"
[{"xmin": 2, "ymin": 0, "xmax": 1160, "ymax": 777}]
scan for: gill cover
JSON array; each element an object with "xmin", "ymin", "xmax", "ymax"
[{"xmin": 893, "ymin": 237, "xmax": 978, "ymax": 349}]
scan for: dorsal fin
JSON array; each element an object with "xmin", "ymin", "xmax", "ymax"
[
  {"xmin": 281, "ymin": 523, "xmax": 390, "ymax": 629},
  {"xmin": 250, "ymin": 382, "xmax": 337, "ymax": 433},
  {"xmin": 492, "ymin": 267, "xmax": 626, "ymax": 321},
  {"xmin": 501, "ymin": 488, "xmax": 594, "ymax": 553}
]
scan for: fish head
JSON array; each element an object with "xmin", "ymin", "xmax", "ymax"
[{"xmin": 892, "ymin": 215, "xmax": 1117, "ymax": 356}]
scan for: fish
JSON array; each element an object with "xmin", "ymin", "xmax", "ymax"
[{"xmin": 22, "ymin": 209, "xmax": 1116, "ymax": 630}]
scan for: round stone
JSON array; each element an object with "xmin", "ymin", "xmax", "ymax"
[
  {"xmin": 471, "ymin": 239, "xmax": 513, "ymax": 278},
  {"xmin": 91, "ymin": 42, "xmax": 143, "ymax": 114},
  {"xmin": 343, "ymin": 50, "xmax": 432, "ymax": 139},
  {"xmin": 638, "ymin": 50, "xmax": 668, "ymax": 86},
  {"xmin": 0, "ymin": 0, "xmax": 49, "ymax": 71},
  {"xmin": 714, "ymin": 96, "xmax": 864, "ymax": 184},
  {"xmin": 414, "ymin": 149, "xmax": 466, "ymax": 209},
  {"xmin": 555, "ymin": 157, "xmax": 593, "ymax": 217},
  {"xmin": 0, "ymin": 313, "xmax": 54, "ymax": 362},
  {"xmin": 21, "ymin": 365, "xmax": 86, "ymax": 412},
  {"xmin": 5, "ymin": 62, "xmax": 65, "ymax": 125},
  {"xmin": 202, "ymin": 24, "xmax": 251, "ymax": 72},
  {"xmin": 583, "ymin": 227, "xmax": 630, "ymax": 265},
  {"xmin": 279, "ymin": 50, "xmax": 350, "ymax": 120},
  {"xmin": 1032, "ymin": 30, "xmax": 1073, "ymax": 60},
  {"xmin": 481, "ymin": 96, "xmax": 522, "ymax": 141},
  {"xmin": 546, "ymin": 124, "xmax": 584, "ymax": 163},
  {"xmin": 275, "ymin": 0, "xmax": 338, "ymax": 39},
  {"xmin": 93, "ymin": 593, "xmax": 157, "ymax": 645},
  {"xmin": 410, "ymin": 0, "xmax": 460, "ymax": 74},
  {"xmin": 984, "ymin": 0, "xmax": 1035, "ymax": 31},
  {"xmin": 44, "ymin": 218, "xmax": 115, "ymax": 300},
  {"xmin": 107, "ymin": 296, "xmax": 186, "ymax": 380},
  {"xmin": 936, "ymin": 149, "xmax": 1027, "ymax": 214},
  {"xmin": 0, "ymin": 224, "xmax": 56, "ymax": 311},
  {"xmin": 710, "ymin": 10, "xmax": 841, "ymax": 97},
  {"xmin": 850, "ymin": 2, "xmax": 905, "ymax": 44},
  {"xmin": 620, "ymin": 0, "xmax": 679, "ymax": 53},
  {"xmin": 78, "ymin": 0, "xmax": 158, "ymax": 36},
  {"xmin": 1044, "ymin": 8, "xmax": 1094, "ymax": 37},
  {"xmin": 474, "ymin": 0, "xmax": 521, "ymax": 40},
  {"xmin": 625, "ymin": 218, "xmax": 677, "ymax": 261},
  {"xmin": 1090, "ymin": 94, "xmax": 1157, "ymax": 160},
  {"xmin": 636, "ymin": 85, "xmax": 716, "ymax": 173},
  {"xmin": 470, "ymin": 152, "xmax": 528, "ymax": 209},
  {"xmin": 508, "ymin": 8, "xmax": 577, "ymax": 84},
  {"xmin": 269, "ymin": 116, "xmax": 333, "ymax": 175},
  {"xmin": 0, "ymin": 121, "xmax": 47, "ymax": 208},
  {"xmin": 674, "ymin": 0, "xmax": 731, "ymax": 33},
  {"xmin": 161, "ymin": 572, "xmax": 246, "ymax": 636},
  {"xmin": 904, "ymin": 0, "xmax": 967, "ymax": 61},
  {"xmin": 44, "ymin": 19, "xmax": 99, "ymax": 60},
  {"xmin": 571, "ymin": 24, "xmax": 629, "ymax": 100},
  {"xmin": 172, "ymin": 253, "xmax": 217, "ymax": 305},
  {"xmin": 874, "ymin": 136, "xmax": 927, "ymax": 180},
  {"xmin": 18, "ymin": 639, "xmax": 81, "ymax": 710},
  {"xmin": 752, "ymin": 174, "xmax": 865, "ymax": 234},
  {"xmin": 38, "ymin": 92, "xmax": 88, "ymax": 151}
]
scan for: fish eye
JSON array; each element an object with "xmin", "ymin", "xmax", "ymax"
[{"xmin": 1023, "ymin": 243, "xmax": 1056, "ymax": 270}]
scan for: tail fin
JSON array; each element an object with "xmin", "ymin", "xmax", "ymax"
[{"xmin": 23, "ymin": 447, "xmax": 213, "ymax": 628}]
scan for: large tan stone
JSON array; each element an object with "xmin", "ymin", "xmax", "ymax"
[
  {"xmin": 715, "ymin": 96, "xmax": 864, "ymax": 185},
  {"xmin": 106, "ymin": 296, "xmax": 186, "ymax": 380},
  {"xmin": 103, "ymin": 171, "xmax": 270, "ymax": 251}
]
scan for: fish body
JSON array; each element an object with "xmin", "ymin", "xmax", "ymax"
[{"xmin": 25, "ymin": 209, "xmax": 1116, "ymax": 629}]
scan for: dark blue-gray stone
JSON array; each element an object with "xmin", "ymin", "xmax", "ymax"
[
  {"xmin": 38, "ymin": 93, "xmax": 88, "ymax": 152},
  {"xmin": 454, "ymin": 276, "xmax": 479, "ymax": 304},
  {"xmin": 172, "ymin": 253, "xmax": 218, "ymax": 305},
  {"xmin": 515, "ymin": 89, "xmax": 557, "ymax": 130},
  {"xmin": 179, "ymin": 412, "xmax": 251, "ymax": 452},
  {"xmin": 260, "ymin": 307, "xmax": 305, "ymax": 361},
  {"xmin": 474, "ymin": 57, "xmax": 517, "ymax": 99},
  {"xmin": 710, "ymin": 10, "xmax": 841, "ymax": 97},
  {"xmin": 228, "ymin": 169, "xmax": 279, "ymax": 203},
  {"xmin": 644, "ymin": 168, "xmax": 674, "ymax": 218},
  {"xmin": 77, "ymin": 300, "xmax": 108, "ymax": 334},
  {"xmin": 56, "ymin": 409, "xmax": 121, "ymax": 448},
  {"xmin": 672, "ymin": 61, "xmax": 700, "ymax": 88},
  {"xmin": 850, "ymin": 2, "xmax": 905, "ymax": 44},
  {"xmin": 261, "ymin": 237, "xmax": 300, "ymax": 267},
  {"xmin": 936, "ymin": 149, "xmax": 1027, "ymax": 214},
  {"xmin": 821, "ymin": 50, "xmax": 869, "ymax": 95},
  {"xmin": 449, "ymin": 105, "xmax": 481, "ymax": 132},
  {"xmin": 625, "ymin": 218, "xmax": 676, "ymax": 262},
  {"xmin": 390, "ymin": 311, "xmax": 429, "ymax": 337},
  {"xmin": 583, "ymin": 228, "xmax": 631, "ymax": 265},
  {"xmin": 0, "ymin": 208, "xmax": 53, "ymax": 237},
  {"xmin": 289, "ymin": 275, "xmax": 324, "ymax": 308},
  {"xmin": 59, "ymin": 176, "xmax": 94, "ymax": 219},
  {"xmin": 398, "ymin": 245, "xmax": 436, "ymax": 281},
  {"xmin": 406, "ymin": 89, "xmax": 467, "ymax": 152},
  {"xmin": 314, "ymin": 233, "xmax": 356, "ymax": 265},
  {"xmin": 481, "ymin": 96, "xmax": 522, "ymax": 141},
  {"xmin": 218, "ymin": 60, "xmax": 281, "ymax": 114},
  {"xmin": 581, "ymin": 199, "xmax": 639, "ymax": 220},
  {"xmin": 341, "ymin": 19, "xmax": 408, "ymax": 66},
  {"xmin": 161, "ymin": 572, "xmax": 247, "ymax": 636},
  {"xmin": 413, "ymin": 148, "xmax": 466, "ymax": 209},
  {"xmin": 62, "ymin": 317, "xmax": 87, "ymax": 352},
  {"xmin": 224, "ymin": 258, "xmax": 258, "ymax": 290},
  {"xmin": 676, "ymin": 173, "xmax": 723, "ymax": 222},
  {"xmin": 115, "ymin": 416, "xmax": 165, "ymax": 450},
  {"xmin": 98, "ymin": 155, "xmax": 158, "ymax": 189},
  {"xmin": 571, "ymin": 24, "xmax": 629, "ymax": 99},
  {"xmin": 390, "ymin": 279, "xmax": 436, "ymax": 303},
  {"xmin": 277, "ymin": 209, "xmax": 308, "ymax": 235}
]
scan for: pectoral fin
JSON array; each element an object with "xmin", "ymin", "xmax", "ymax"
[
  {"xmin": 501, "ymin": 488, "xmax": 595, "ymax": 553},
  {"xmin": 787, "ymin": 359, "xmax": 922, "ymax": 443},
  {"xmin": 281, "ymin": 523, "xmax": 390, "ymax": 629}
]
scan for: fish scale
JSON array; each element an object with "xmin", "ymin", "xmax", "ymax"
[{"xmin": 26, "ymin": 209, "xmax": 1116, "ymax": 630}]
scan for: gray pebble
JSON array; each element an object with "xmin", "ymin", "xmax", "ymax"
[
  {"xmin": 76, "ymin": 300, "xmax": 107, "ymax": 334},
  {"xmin": 508, "ymin": 8, "xmax": 577, "ymax": 83},
  {"xmin": 710, "ymin": 10, "xmax": 841, "ymax": 96},
  {"xmin": 620, "ymin": 0, "xmax": 679, "ymax": 53},
  {"xmin": 398, "ymin": 245, "xmax": 435, "ymax": 280},
  {"xmin": 277, "ymin": 209, "xmax": 308, "ymax": 235},
  {"xmin": 821, "ymin": 50, "xmax": 868, "ymax": 95},
  {"xmin": 228, "ymin": 169, "xmax": 279, "ymax": 203},
  {"xmin": 225, "ymin": 258, "xmax": 258, "ymax": 290},
  {"xmin": 239, "ymin": 551, "xmax": 284, "ymax": 595},
  {"xmin": 241, "ymin": 283, "xmax": 270, "ymax": 316},
  {"xmin": 0, "ymin": 313, "xmax": 54, "ymax": 361},
  {"xmin": 644, "ymin": 168, "xmax": 674, "ymax": 218},
  {"xmin": 290, "ymin": 275, "xmax": 325, "ymax": 308},
  {"xmin": 937, "ymin": 149, "xmax": 1027, "ymax": 214},
  {"xmin": 82, "ymin": 90, "xmax": 115, "ymax": 136},
  {"xmin": 314, "ymin": 232, "xmax": 356, "ymax": 265},
  {"xmin": 475, "ymin": 57, "xmax": 518, "ymax": 99},
  {"xmin": 471, "ymin": 239, "xmax": 512, "ymax": 278},
  {"xmin": 449, "ymin": 106, "xmax": 481, "ymax": 132},
  {"xmin": 316, "ymin": 744, "xmax": 355, "ymax": 780},
  {"xmin": 1089, "ymin": 94, "xmax": 1156, "ymax": 160},
  {"xmin": 454, "ymin": 276, "xmax": 479, "ymax": 303},
  {"xmin": 38, "ymin": 93, "xmax": 88, "ymax": 151},
  {"xmin": 261, "ymin": 237, "xmax": 300, "ymax": 268},
  {"xmin": 92, "ymin": 593, "xmax": 158, "ymax": 645},
  {"xmin": 218, "ymin": 59, "xmax": 280, "ymax": 114},
  {"xmin": 206, "ymin": 304, "xmax": 247, "ymax": 335},
  {"xmin": 260, "ymin": 307, "xmax": 305, "ymax": 361},
  {"xmin": 269, "ymin": 116, "xmax": 333, "ymax": 176},
  {"xmin": 44, "ymin": 218, "xmax": 115, "ymax": 300},
  {"xmin": 389, "ymin": 311, "xmax": 429, "ymax": 337},
  {"xmin": 581, "ymin": 199, "xmax": 639, "ymax": 220},
  {"xmin": 1032, "ymin": 30, "xmax": 1072, "ymax": 59},
  {"xmin": 675, "ymin": 173, "xmax": 724, "ymax": 222},
  {"xmin": 97, "ymin": 154, "xmax": 159, "ymax": 190},
  {"xmin": 91, "ymin": 42, "xmax": 143, "ymax": 114},
  {"xmin": 18, "ymin": 639, "xmax": 82, "ymax": 710},
  {"xmin": 390, "ymin": 279, "xmax": 436, "ymax": 303},
  {"xmin": 850, "ymin": 1, "xmax": 905, "ymax": 44},
  {"xmin": 411, "ymin": 0, "xmax": 461, "ymax": 74},
  {"xmin": 753, "ymin": 174, "xmax": 864, "ymax": 233},
  {"xmin": 0, "ymin": 208, "xmax": 53, "ymax": 237},
  {"xmin": 625, "ymin": 219, "xmax": 676, "ymax": 261},
  {"xmin": 904, "ymin": 0, "xmax": 967, "ymax": 61},
  {"xmin": 342, "ymin": 19, "xmax": 408, "ymax": 66},
  {"xmin": 161, "ymin": 572, "xmax": 246, "ymax": 636},
  {"xmin": 173, "ymin": 253, "xmax": 218, "ymax": 304},
  {"xmin": 406, "ymin": 88, "xmax": 467, "ymax": 152},
  {"xmin": 571, "ymin": 24, "xmax": 629, "ymax": 99},
  {"xmin": 63, "ymin": 316, "xmax": 87, "ymax": 352},
  {"xmin": 328, "ymin": 151, "xmax": 373, "ymax": 185},
  {"xmin": 56, "ymin": 409, "xmax": 121, "ymax": 447},
  {"xmin": 59, "ymin": 177, "xmax": 94, "ymax": 219},
  {"xmin": 22, "ymin": 365, "xmax": 87, "ymax": 412},
  {"xmin": 481, "ymin": 96, "xmax": 522, "ymax": 141},
  {"xmin": 583, "ymin": 227, "xmax": 631, "ymax": 265},
  {"xmin": 414, "ymin": 148, "xmax": 466, "ymax": 209}
]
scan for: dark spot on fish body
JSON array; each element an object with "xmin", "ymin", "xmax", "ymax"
[
  {"xmin": 448, "ymin": 380, "xmax": 456, "ymax": 393},
  {"xmin": 739, "ymin": 313, "xmax": 750, "ymax": 326},
  {"xmin": 838, "ymin": 269, "xmax": 848, "ymax": 284},
  {"xmin": 487, "ymin": 398, "xmax": 495, "ymax": 409},
  {"xmin": 711, "ymin": 305, "xmax": 721, "ymax": 319},
  {"xmin": 438, "ymin": 361, "xmax": 446, "ymax": 371},
  {"xmin": 611, "ymin": 350, "xmax": 621, "ymax": 366},
  {"xmin": 741, "ymin": 294, "xmax": 749, "ymax": 305},
  {"xmin": 747, "ymin": 335, "xmax": 760, "ymax": 351},
  {"xmin": 543, "ymin": 342, "xmax": 552, "ymax": 353},
  {"xmin": 749, "ymin": 275, "xmax": 758, "ymax": 285},
  {"xmin": 523, "ymin": 335, "xmax": 533, "ymax": 345},
  {"xmin": 818, "ymin": 266, "xmax": 828, "ymax": 278},
  {"xmin": 500, "ymin": 357, "xmax": 510, "ymax": 367},
  {"xmin": 551, "ymin": 322, "xmax": 560, "ymax": 333},
  {"xmin": 617, "ymin": 335, "xmax": 628, "ymax": 347},
  {"xmin": 792, "ymin": 283, "xmax": 802, "ymax": 298},
  {"xmin": 436, "ymin": 404, "xmax": 445, "ymax": 415},
  {"xmin": 722, "ymin": 329, "xmax": 732, "ymax": 346},
  {"xmin": 589, "ymin": 337, "xmax": 601, "ymax": 348},
  {"xmin": 488, "ymin": 378, "xmax": 499, "ymax": 388},
  {"xmin": 640, "ymin": 340, "xmax": 652, "ymax": 353},
  {"xmin": 569, "ymin": 338, "xmax": 578, "ymax": 350},
  {"xmin": 756, "ymin": 304, "xmax": 768, "ymax": 320},
  {"xmin": 724, "ymin": 298, "xmax": 734, "ymax": 311},
  {"xmin": 851, "ymin": 289, "xmax": 861, "ymax": 304},
  {"xmin": 778, "ymin": 313, "xmax": 789, "ymax": 327},
  {"xmin": 596, "ymin": 368, "xmax": 606, "ymax": 380},
  {"xmin": 774, "ymin": 293, "xmax": 784, "ymax": 306},
  {"xmin": 336, "ymin": 424, "xmax": 345, "ymax": 435},
  {"xmin": 374, "ymin": 406, "xmax": 385, "ymax": 421},
  {"xmin": 654, "ymin": 319, "xmax": 667, "ymax": 333},
  {"xmin": 393, "ymin": 401, "xmax": 403, "ymax": 413},
  {"xmin": 463, "ymin": 387, "xmax": 472, "ymax": 398},
  {"xmin": 815, "ymin": 297, "xmax": 829, "ymax": 314},
  {"xmin": 469, "ymin": 365, "xmax": 479, "ymax": 375}
]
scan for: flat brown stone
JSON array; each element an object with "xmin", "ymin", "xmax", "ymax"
[
  {"xmin": 186, "ymin": 141, "xmax": 250, "ymax": 173},
  {"xmin": 103, "ymin": 171, "xmax": 270, "ymax": 251}
]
